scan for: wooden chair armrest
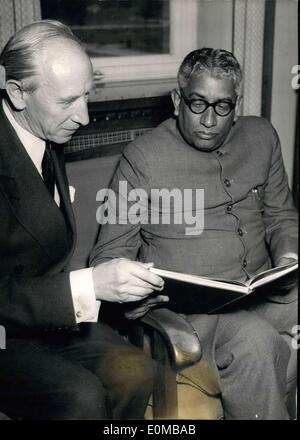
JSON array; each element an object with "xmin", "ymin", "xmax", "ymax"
[{"xmin": 140, "ymin": 308, "xmax": 202, "ymax": 370}]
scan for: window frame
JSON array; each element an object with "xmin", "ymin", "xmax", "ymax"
[{"xmin": 91, "ymin": 0, "xmax": 198, "ymax": 85}]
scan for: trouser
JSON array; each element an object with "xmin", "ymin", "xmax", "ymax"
[
  {"xmin": 0, "ymin": 321, "xmax": 156, "ymax": 420},
  {"xmin": 186, "ymin": 284, "xmax": 298, "ymax": 420}
]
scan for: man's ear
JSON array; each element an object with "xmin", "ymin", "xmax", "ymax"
[
  {"xmin": 171, "ymin": 88, "xmax": 181, "ymax": 117},
  {"xmin": 234, "ymin": 95, "xmax": 242, "ymax": 121},
  {"xmin": 6, "ymin": 80, "xmax": 26, "ymax": 110}
]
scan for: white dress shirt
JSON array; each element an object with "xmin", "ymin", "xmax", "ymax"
[{"xmin": 3, "ymin": 100, "xmax": 100, "ymax": 323}]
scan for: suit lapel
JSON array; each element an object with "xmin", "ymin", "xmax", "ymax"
[{"xmin": 0, "ymin": 102, "xmax": 75, "ymax": 268}]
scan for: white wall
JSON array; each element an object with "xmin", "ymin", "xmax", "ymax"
[
  {"xmin": 271, "ymin": 0, "xmax": 298, "ymax": 187},
  {"xmin": 197, "ymin": 0, "xmax": 233, "ymax": 50}
]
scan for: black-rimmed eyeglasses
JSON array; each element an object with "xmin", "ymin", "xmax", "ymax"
[{"xmin": 179, "ymin": 89, "xmax": 236, "ymax": 117}]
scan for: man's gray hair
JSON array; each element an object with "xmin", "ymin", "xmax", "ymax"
[
  {"xmin": 0, "ymin": 20, "xmax": 83, "ymax": 92},
  {"xmin": 178, "ymin": 48, "xmax": 243, "ymax": 96}
]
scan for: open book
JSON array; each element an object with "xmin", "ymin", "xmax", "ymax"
[{"xmin": 150, "ymin": 261, "xmax": 298, "ymax": 313}]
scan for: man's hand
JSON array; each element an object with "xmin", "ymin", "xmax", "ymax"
[
  {"xmin": 124, "ymin": 295, "xmax": 169, "ymax": 320},
  {"xmin": 92, "ymin": 258, "xmax": 164, "ymax": 303}
]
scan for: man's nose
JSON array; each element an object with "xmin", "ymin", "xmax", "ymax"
[
  {"xmin": 72, "ymin": 98, "xmax": 90, "ymax": 126},
  {"xmin": 200, "ymin": 106, "xmax": 217, "ymax": 128}
]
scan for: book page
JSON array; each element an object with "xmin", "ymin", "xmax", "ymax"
[
  {"xmin": 150, "ymin": 267, "xmax": 250, "ymax": 293},
  {"xmin": 250, "ymin": 262, "xmax": 298, "ymax": 289}
]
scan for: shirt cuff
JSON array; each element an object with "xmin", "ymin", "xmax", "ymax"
[
  {"xmin": 279, "ymin": 252, "xmax": 298, "ymax": 261},
  {"xmin": 70, "ymin": 268, "xmax": 101, "ymax": 323}
]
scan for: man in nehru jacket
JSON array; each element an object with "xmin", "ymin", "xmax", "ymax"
[{"xmin": 90, "ymin": 48, "xmax": 298, "ymax": 420}]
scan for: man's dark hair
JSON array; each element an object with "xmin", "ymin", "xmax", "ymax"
[{"xmin": 178, "ymin": 48, "xmax": 243, "ymax": 95}]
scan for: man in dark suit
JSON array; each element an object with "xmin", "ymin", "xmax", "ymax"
[
  {"xmin": 90, "ymin": 48, "xmax": 298, "ymax": 419},
  {"xmin": 0, "ymin": 20, "xmax": 164, "ymax": 420}
]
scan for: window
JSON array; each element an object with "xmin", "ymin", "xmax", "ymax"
[
  {"xmin": 41, "ymin": 0, "xmax": 198, "ymax": 85},
  {"xmin": 41, "ymin": 0, "xmax": 171, "ymax": 57}
]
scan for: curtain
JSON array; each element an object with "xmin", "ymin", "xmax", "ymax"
[
  {"xmin": 0, "ymin": 0, "xmax": 41, "ymax": 51},
  {"xmin": 233, "ymin": 0, "xmax": 266, "ymax": 116}
]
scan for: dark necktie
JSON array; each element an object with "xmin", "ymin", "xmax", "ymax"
[{"xmin": 41, "ymin": 143, "xmax": 55, "ymax": 197}]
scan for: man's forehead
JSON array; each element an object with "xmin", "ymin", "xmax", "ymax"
[
  {"xmin": 38, "ymin": 38, "xmax": 91, "ymax": 76},
  {"xmin": 41, "ymin": 74, "xmax": 93, "ymax": 102},
  {"xmin": 36, "ymin": 40, "xmax": 93, "ymax": 94},
  {"xmin": 51, "ymin": 60, "xmax": 72, "ymax": 78},
  {"xmin": 186, "ymin": 73, "xmax": 236, "ymax": 99}
]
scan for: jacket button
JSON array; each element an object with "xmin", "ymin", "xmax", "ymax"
[
  {"xmin": 238, "ymin": 228, "xmax": 244, "ymax": 236},
  {"xmin": 76, "ymin": 311, "xmax": 82, "ymax": 318},
  {"xmin": 224, "ymin": 178, "xmax": 231, "ymax": 187},
  {"xmin": 242, "ymin": 259, "xmax": 247, "ymax": 268},
  {"xmin": 226, "ymin": 204, "xmax": 233, "ymax": 212}
]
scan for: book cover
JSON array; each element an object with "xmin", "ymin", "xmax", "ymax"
[{"xmin": 150, "ymin": 262, "xmax": 298, "ymax": 314}]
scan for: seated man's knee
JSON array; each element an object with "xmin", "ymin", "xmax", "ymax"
[
  {"xmin": 102, "ymin": 345, "xmax": 156, "ymax": 394},
  {"xmin": 238, "ymin": 313, "xmax": 290, "ymax": 365},
  {"xmin": 217, "ymin": 312, "xmax": 290, "ymax": 371},
  {"xmin": 59, "ymin": 376, "xmax": 108, "ymax": 420}
]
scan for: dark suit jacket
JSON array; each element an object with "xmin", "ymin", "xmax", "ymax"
[{"xmin": 0, "ymin": 98, "xmax": 77, "ymax": 337}]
